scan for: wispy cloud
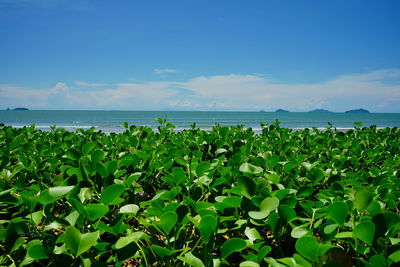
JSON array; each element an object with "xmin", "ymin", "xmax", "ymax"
[
  {"xmin": 74, "ymin": 81, "xmax": 107, "ymax": 87},
  {"xmin": 0, "ymin": 82, "xmax": 69, "ymax": 108},
  {"xmin": 154, "ymin": 68, "xmax": 177, "ymax": 75},
  {"xmin": 1, "ymin": 69, "xmax": 399, "ymax": 112}
]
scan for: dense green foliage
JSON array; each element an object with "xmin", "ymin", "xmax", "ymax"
[{"xmin": 0, "ymin": 120, "xmax": 399, "ymax": 266}]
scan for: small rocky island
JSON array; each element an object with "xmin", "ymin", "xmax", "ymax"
[
  {"xmin": 308, "ymin": 109, "xmax": 332, "ymax": 113},
  {"xmin": 8, "ymin": 107, "xmax": 29, "ymax": 110},
  {"xmin": 275, "ymin": 109, "xmax": 290, "ymax": 113},
  {"xmin": 345, "ymin": 108, "xmax": 370, "ymax": 114}
]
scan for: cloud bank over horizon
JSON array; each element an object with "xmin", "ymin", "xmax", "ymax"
[{"xmin": 1, "ymin": 69, "xmax": 399, "ymax": 112}]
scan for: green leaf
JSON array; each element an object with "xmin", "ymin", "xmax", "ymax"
[
  {"xmin": 85, "ymin": 204, "xmax": 109, "ymax": 221},
  {"xmin": 82, "ymin": 142, "xmax": 96, "ymax": 155},
  {"xmin": 353, "ymin": 221, "xmax": 375, "ymax": 245},
  {"xmin": 198, "ymin": 215, "xmax": 217, "ymax": 243},
  {"xmin": 239, "ymin": 163, "xmax": 263, "ymax": 174},
  {"xmin": 221, "ymin": 238, "xmax": 247, "ymax": 258},
  {"xmin": 368, "ymin": 254, "xmax": 387, "ymax": 267},
  {"xmin": 323, "ymin": 224, "xmax": 339, "ymax": 235},
  {"xmin": 291, "ymin": 226, "xmax": 310, "ymax": 238},
  {"xmin": 37, "ymin": 186, "xmax": 74, "ymax": 205},
  {"xmin": 63, "ymin": 226, "xmax": 99, "ymax": 257},
  {"xmin": 49, "ymin": 186, "xmax": 75, "ymax": 198},
  {"xmin": 248, "ymin": 197, "xmax": 279, "ymax": 220},
  {"xmin": 100, "ymin": 184, "xmax": 125, "ymax": 205},
  {"xmin": 389, "ymin": 250, "xmax": 400, "ymax": 263},
  {"xmin": 171, "ymin": 167, "xmax": 186, "ymax": 185},
  {"xmin": 353, "ymin": 187, "xmax": 373, "ymax": 212},
  {"xmin": 266, "ymin": 172, "xmax": 280, "ymax": 184},
  {"xmin": 66, "ymin": 149, "xmax": 81, "ymax": 160},
  {"xmin": 196, "ymin": 162, "xmax": 211, "ymax": 177},
  {"xmin": 26, "ymin": 240, "xmax": 48, "ymax": 259},
  {"xmin": 78, "ymin": 187, "xmax": 92, "ymax": 203},
  {"xmin": 91, "ymin": 150, "xmax": 105, "ymax": 163},
  {"xmin": 335, "ymin": 231, "xmax": 353, "ymax": 238},
  {"xmin": 301, "ymin": 161, "xmax": 319, "ymax": 171},
  {"xmin": 215, "ymin": 196, "xmax": 242, "ymax": 208},
  {"xmin": 293, "ymin": 253, "xmax": 312, "ymax": 267},
  {"xmin": 279, "ymin": 205, "xmax": 296, "ymax": 222},
  {"xmin": 151, "ymin": 245, "xmax": 177, "ymax": 258},
  {"xmin": 26, "ymin": 210, "xmax": 43, "ymax": 226},
  {"xmin": 257, "ymin": 246, "xmax": 272, "ymax": 263},
  {"xmin": 119, "ymin": 204, "xmax": 139, "ymax": 215},
  {"xmin": 159, "ymin": 211, "xmax": 178, "ymax": 234},
  {"xmin": 245, "ymin": 227, "xmax": 261, "ymax": 244},
  {"xmin": 372, "ymin": 212, "xmax": 400, "ymax": 239},
  {"xmin": 240, "ymin": 261, "xmax": 260, "ymax": 267},
  {"xmin": 238, "ymin": 176, "xmax": 257, "ymax": 198},
  {"xmin": 115, "ymin": 232, "xmax": 147, "ymax": 249},
  {"xmin": 327, "ymin": 202, "xmax": 348, "ymax": 225},
  {"xmin": 69, "ymin": 198, "xmax": 89, "ymax": 218},
  {"xmin": 178, "ymin": 252, "xmax": 205, "ymax": 267},
  {"xmin": 295, "ymin": 236, "xmax": 328, "ymax": 261}
]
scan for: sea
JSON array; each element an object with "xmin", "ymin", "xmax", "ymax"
[{"xmin": 1, "ymin": 110, "xmax": 399, "ymax": 133}]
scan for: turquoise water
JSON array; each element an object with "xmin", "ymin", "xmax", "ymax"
[{"xmin": 1, "ymin": 110, "xmax": 399, "ymax": 133}]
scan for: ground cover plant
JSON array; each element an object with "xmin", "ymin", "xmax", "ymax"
[{"xmin": 0, "ymin": 120, "xmax": 399, "ymax": 266}]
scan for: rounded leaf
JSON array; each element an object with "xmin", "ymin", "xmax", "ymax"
[
  {"xmin": 353, "ymin": 187, "xmax": 373, "ymax": 212},
  {"xmin": 238, "ymin": 176, "xmax": 257, "ymax": 198},
  {"xmin": 196, "ymin": 162, "xmax": 211, "ymax": 177},
  {"xmin": 91, "ymin": 150, "xmax": 105, "ymax": 163},
  {"xmin": 178, "ymin": 252, "xmax": 205, "ymax": 267},
  {"xmin": 66, "ymin": 149, "xmax": 81, "ymax": 160},
  {"xmin": 85, "ymin": 204, "xmax": 109, "ymax": 221},
  {"xmin": 240, "ymin": 261, "xmax": 260, "ymax": 267},
  {"xmin": 198, "ymin": 215, "xmax": 217, "ymax": 243},
  {"xmin": 295, "ymin": 236, "xmax": 320, "ymax": 261},
  {"xmin": 240, "ymin": 163, "xmax": 263, "ymax": 174},
  {"xmin": 327, "ymin": 202, "xmax": 348, "ymax": 225},
  {"xmin": 119, "ymin": 204, "xmax": 139, "ymax": 215},
  {"xmin": 159, "ymin": 211, "xmax": 178, "ymax": 234},
  {"xmin": 64, "ymin": 226, "xmax": 99, "ymax": 257},
  {"xmin": 115, "ymin": 232, "xmax": 147, "ymax": 249},
  {"xmin": 353, "ymin": 221, "xmax": 375, "ymax": 245},
  {"xmin": 291, "ymin": 226, "xmax": 310, "ymax": 239},
  {"xmin": 27, "ymin": 240, "xmax": 48, "ymax": 259},
  {"xmin": 151, "ymin": 245, "xmax": 177, "ymax": 258},
  {"xmin": 82, "ymin": 142, "xmax": 96, "ymax": 155},
  {"xmin": 101, "ymin": 184, "xmax": 125, "ymax": 205},
  {"xmin": 221, "ymin": 238, "xmax": 247, "ymax": 258}
]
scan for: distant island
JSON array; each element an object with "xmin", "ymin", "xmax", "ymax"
[
  {"xmin": 308, "ymin": 109, "xmax": 332, "ymax": 113},
  {"xmin": 345, "ymin": 108, "xmax": 370, "ymax": 114},
  {"xmin": 275, "ymin": 109, "xmax": 290, "ymax": 113},
  {"xmin": 12, "ymin": 107, "xmax": 29, "ymax": 111}
]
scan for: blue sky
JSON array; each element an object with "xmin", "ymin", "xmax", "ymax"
[{"xmin": 1, "ymin": 0, "xmax": 399, "ymax": 112}]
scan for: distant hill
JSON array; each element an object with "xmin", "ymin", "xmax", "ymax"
[
  {"xmin": 345, "ymin": 108, "xmax": 370, "ymax": 114},
  {"xmin": 13, "ymin": 107, "xmax": 29, "ymax": 111},
  {"xmin": 308, "ymin": 109, "xmax": 331, "ymax": 113},
  {"xmin": 275, "ymin": 109, "xmax": 289, "ymax": 113}
]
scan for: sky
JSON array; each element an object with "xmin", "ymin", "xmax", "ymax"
[{"xmin": 0, "ymin": 0, "xmax": 399, "ymax": 112}]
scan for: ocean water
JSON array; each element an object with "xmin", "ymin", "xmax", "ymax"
[{"xmin": 1, "ymin": 110, "xmax": 399, "ymax": 133}]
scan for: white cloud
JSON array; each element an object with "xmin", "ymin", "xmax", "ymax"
[
  {"xmin": 172, "ymin": 70, "xmax": 400, "ymax": 111},
  {"xmin": 74, "ymin": 81, "xmax": 107, "ymax": 87},
  {"xmin": 1, "ymin": 69, "xmax": 399, "ymax": 112},
  {"xmin": 0, "ymin": 82, "xmax": 69, "ymax": 108},
  {"xmin": 65, "ymin": 81, "xmax": 177, "ymax": 109},
  {"xmin": 154, "ymin": 68, "xmax": 177, "ymax": 75}
]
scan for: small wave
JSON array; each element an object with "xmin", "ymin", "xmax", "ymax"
[{"xmin": 9, "ymin": 125, "xmax": 98, "ymax": 130}]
